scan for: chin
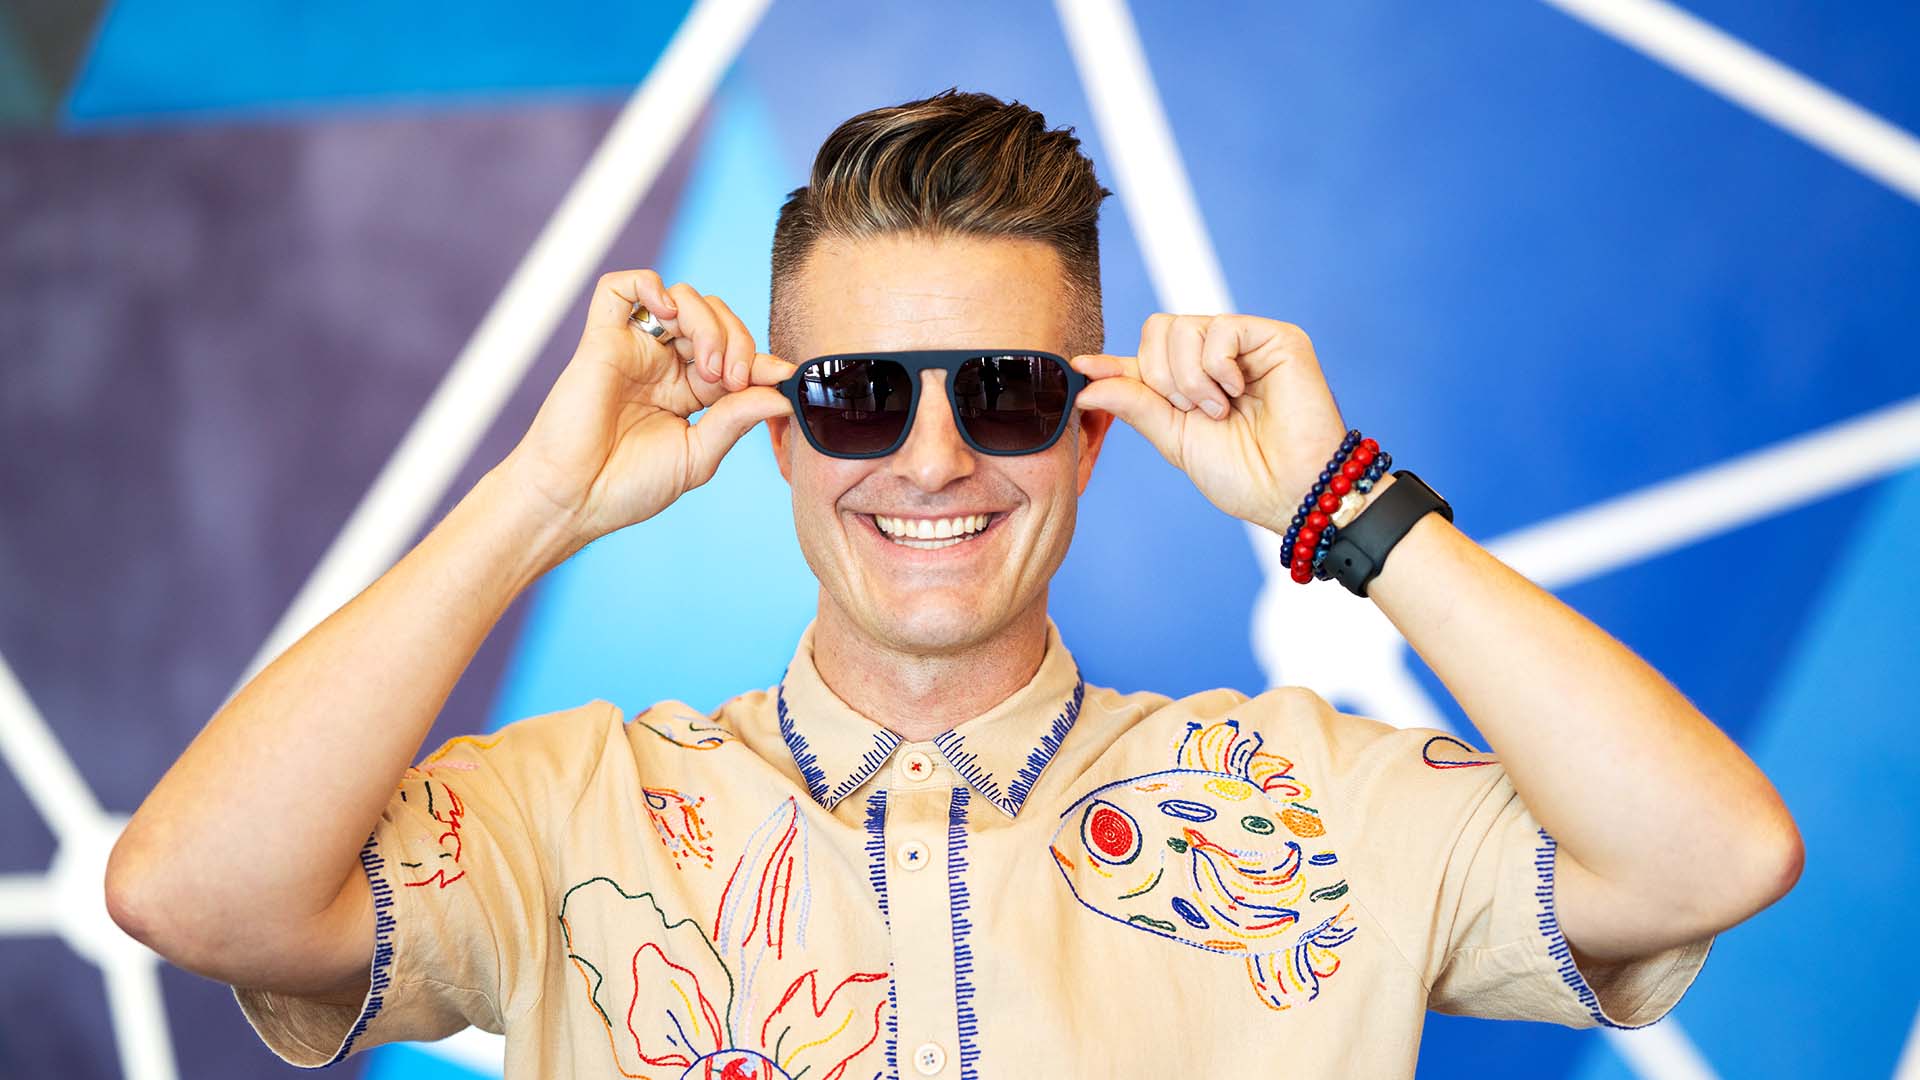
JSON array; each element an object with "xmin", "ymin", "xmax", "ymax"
[{"xmin": 854, "ymin": 592, "xmax": 1010, "ymax": 656}]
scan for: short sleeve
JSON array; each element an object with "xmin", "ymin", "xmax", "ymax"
[
  {"xmin": 231, "ymin": 698, "xmax": 622, "ymax": 1067},
  {"xmin": 1299, "ymin": 690, "xmax": 1713, "ymax": 1028}
]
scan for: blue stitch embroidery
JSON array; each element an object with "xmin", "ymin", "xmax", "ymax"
[
  {"xmin": 1171, "ymin": 895, "xmax": 1210, "ymax": 930},
  {"xmin": 948, "ymin": 787, "xmax": 981, "ymax": 1080},
  {"xmin": 329, "ymin": 829, "xmax": 397, "ymax": 1064},
  {"xmin": 932, "ymin": 729, "xmax": 1007, "ymax": 811},
  {"xmin": 1423, "ymin": 733, "xmax": 1496, "ymax": 770},
  {"xmin": 1158, "ymin": 798, "xmax": 1217, "ymax": 822},
  {"xmin": 864, "ymin": 791, "xmax": 899, "ymax": 1078},
  {"xmin": 1002, "ymin": 676, "xmax": 1084, "ymax": 814},
  {"xmin": 1534, "ymin": 826, "xmax": 1638, "ymax": 1029},
  {"xmin": 828, "ymin": 730, "xmax": 902, "ymax": 808},
  {"xmin": 779, "ymin": 681, "xmax": 900, "ymax": 810},
  {"xmin": 935, "ymin": 676, "xmax": 1085, "ymax": 817},
  {"xmin": 777, "ymin": 683, "xmax": 831, "ymax": 806}
]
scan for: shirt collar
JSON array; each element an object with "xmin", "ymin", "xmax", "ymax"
[{"xmin": 775, "ymin": 619, "xmax": 1085, "ymax": 818}]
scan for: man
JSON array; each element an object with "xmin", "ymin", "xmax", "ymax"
[{"xmin": 106, "ymin": 90, "xmax": 1800, "ymax": 1078}]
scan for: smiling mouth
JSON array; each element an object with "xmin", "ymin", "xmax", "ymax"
[{"xmin": 870, "ymin": 513, "xmax": 995, "ymax": 550}]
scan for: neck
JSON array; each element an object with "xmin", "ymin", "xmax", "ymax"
[{"xmin": 811, "ymin": 594, "xmax": 1050, "ymax": 742}]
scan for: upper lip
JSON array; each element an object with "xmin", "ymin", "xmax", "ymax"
[{"xmin": 858, "ymin": 511, "xmax": 1002, "ymax": 519}]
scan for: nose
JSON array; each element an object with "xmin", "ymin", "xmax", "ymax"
[{"xmin": 887, "ymin": 370, "xmax": 976, "ymax": 492}]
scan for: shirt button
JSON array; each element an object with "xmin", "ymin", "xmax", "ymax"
[
  {"xmin": 913, "ymin": 1041, "xmax": 946, "ymax": 1075},
  {"xmin": 895, "ymin": 838, "xmax": 930, "ymax": 872},
  {"xmin": 899, "ymin": 749, "xmax": 935, "ymax": 783}
]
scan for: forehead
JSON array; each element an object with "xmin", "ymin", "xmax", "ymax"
[{"xmin": 789, "ymin": 232, "xmax": 1071, "ymax": 356}]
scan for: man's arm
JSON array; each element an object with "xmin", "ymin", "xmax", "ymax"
[
  {"xmin": 1363, "ymin": 472, "xmax": 1803, "ymax": 961},
  {"xmin": 1071, "ymin": 315, "xmax": 1802, "ymax": 964},
  {"xmin": 105, "ymin": 465, "xmax": 576, "ymax": 993},
  {"xmin": 105, "ymin": 270, "xmax": 795, "ymax": 997}
]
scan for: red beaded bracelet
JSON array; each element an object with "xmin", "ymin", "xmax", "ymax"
[{"xmin": 1280, "ymin": 432, "xmax": 1390, "ymax": 584}]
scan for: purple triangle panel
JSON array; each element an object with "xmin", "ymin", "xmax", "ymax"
[{"xmin": 0, "ymin": 97, "xmax": 707, "ymax": 838}]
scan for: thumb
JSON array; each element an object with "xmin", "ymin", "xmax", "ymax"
[
  {"xmin": 685, "ymin": 386, "xmax": 793, "ymax": 484},
  {"xmin": 1074, "ymin": 372, "xmax": 1182, "ymax": 466}
]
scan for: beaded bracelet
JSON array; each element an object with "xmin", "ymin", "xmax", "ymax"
[{"xmin": 1279, "ymin": 430, "xmax": 1393, "ymax": 584}]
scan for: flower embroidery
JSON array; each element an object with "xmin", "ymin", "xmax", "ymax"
[
  {"xmin": 644, "ymin": 786, "xmax": 718, "ymax": 871},
  {"xmin": 560, "ymin": 798, "xmax": 888, "ymax": 1078},
  {"xmin": 394, "ymin": 772, "xmax": 468, "ymax": 890}
]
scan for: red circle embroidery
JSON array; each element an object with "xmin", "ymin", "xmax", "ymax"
[{"xmin": 1089, "ymin": 806, "xmax": 1135, "ymax": 859}]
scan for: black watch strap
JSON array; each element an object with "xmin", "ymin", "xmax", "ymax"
[{"xmin": 1324, "ymin": 470, "xmax": 1452, "ymax": 597}]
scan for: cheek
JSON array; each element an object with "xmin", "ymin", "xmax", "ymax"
[
  {"xmin": 791, "ymin": 457, "xmax": 869, "ymax": 532},
  {"xmin": 1008, "ymin": 455, "xmax": 1081, "ymax": 529}
]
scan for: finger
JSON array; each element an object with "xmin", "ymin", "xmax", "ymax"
[
  {"xmin": 665, "ymin": 282, "xmax": 727, "ymax": 380},
  {"xmin": 704, "ymin": 295, "xmax": 758, "ymax": 393},
  {"xmin": 680, "ymin": 353, "xmax": 794, "ymax": 415},
  {"xmin": 590, "ymin": 270, "xmax": 687, "ymax": 368},
  {"xmin": 1228, "ymin": 317, "xmax": 1318, "ymax": 393},
  {"xmin": 588, "ymin": 269, "xmax": 677, "ymax": 334},
  {"xmin": 685, "ymin": 387, "xmax": 794, "ymax": 486},
  {"xmin": 683, "ymin": 355, "xmax": 728, "ymax": 412},
  {"xmin": 1068, "ymin": 352, "xmax": 1132, "ymax": 380},
  {"xmin": 1200, "ymin": 314, "xmax": 1248, "ymax": 399},
  {"xmin": 1167, "ymin": 315, "xmax": 1229, "ymax": 419},
  {"xmin": 748, "ymin": 351, "xmax": 798, "ymax": 386},
  {"xmin": 1136, "ymin": 313, "xmax": 1184, "ymax": 411},
  {"xmin": 1072, "ymin": 373, "xmax": 1182, "ymax": 466}
]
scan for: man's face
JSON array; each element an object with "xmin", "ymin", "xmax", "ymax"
[{"xmin": 767, "ymin": 232, "xmax": 1113, "ymax": 656}]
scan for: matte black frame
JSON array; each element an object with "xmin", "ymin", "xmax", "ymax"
[{"xmin": 777, "ymin": 349, "xmax": 1088, "ymax": 459}]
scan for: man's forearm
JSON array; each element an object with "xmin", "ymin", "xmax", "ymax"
[
  {"xmin": 107, "ymin": 462, "xmax": 579, "ymax": 965},
  {"xmin": 1361, "ymin": 475, "xmax": 1802, "ymax": 945}
]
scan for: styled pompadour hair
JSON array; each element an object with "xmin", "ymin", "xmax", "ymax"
[{"xmin": 768, "ymin": 88, "xmax": 1113, "ymax": 359}]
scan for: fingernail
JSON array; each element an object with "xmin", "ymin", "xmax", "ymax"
[
  {"xmin": 1201, "ymin": 399, "xmax": 1227, "ymax": 419},
  {"xmin": 1170, "ymin": 393, "xmax": 1193, "ymax": 411}
]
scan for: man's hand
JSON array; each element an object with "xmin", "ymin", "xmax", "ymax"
[
  {"xmin": 1071, "ymin": 315, "xmax": 1350, "ymax": 533},
  {"xmin": 501, "ymin": 269, "xmax": 796, "ymax": 558}
]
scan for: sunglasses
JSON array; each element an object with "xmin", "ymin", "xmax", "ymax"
[{"xmin": 776, "ymin": 349, "xmax": 1088, "ymax": 459}]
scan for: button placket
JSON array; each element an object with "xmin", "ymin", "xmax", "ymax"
[{"xmin": 878, "ymin": 781, "xmax": 964, "ymax": 1077}]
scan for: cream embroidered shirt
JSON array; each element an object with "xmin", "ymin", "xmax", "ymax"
[{"xmin": 233, "ymin": 619, "xmax": 1713, "ymax": 1078}]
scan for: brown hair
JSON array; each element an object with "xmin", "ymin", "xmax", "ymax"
[{"xmin": 769, "ymin": 89, "xmax": 1113, "ymax": 359}]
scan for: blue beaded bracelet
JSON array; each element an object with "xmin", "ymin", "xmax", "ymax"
[
  {"xmin": 1282, "ymin": 429, "xmax": 1360, "ymax": 556},
  {"xmin": 1286, "ymin": 432, "xmax": 1389, "ymax": 585}
]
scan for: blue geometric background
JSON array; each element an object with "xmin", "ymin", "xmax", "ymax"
[{"xmin": 2, "ymin": 2, "xmax": 1915, "ymax": 1077}]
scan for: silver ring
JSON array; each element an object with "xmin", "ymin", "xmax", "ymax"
[{"xmin": 628, "ymin": 301, "xmax": 673, "ymax": 342}]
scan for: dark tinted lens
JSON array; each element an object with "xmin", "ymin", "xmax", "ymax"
[
  {"xmin": 797, "ymin": 358, "xmax": 914, "ymax": 455},
  {"xmin": 952, "ymin": 354, "xmax": 1070, "ymax": 452}
]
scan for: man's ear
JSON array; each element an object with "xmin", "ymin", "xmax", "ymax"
[
  {"xmin": 1074, "ymin": 408, "xmax": 1116, "ymax": 496},
  {"xmin": 766, "ymin": 414, "xmax": 795, "ymax": 484}
]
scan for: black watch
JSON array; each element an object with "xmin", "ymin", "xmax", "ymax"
[{"xmin": 1323, "ymin": 470, "xmax": 1452, "ymax": 597}]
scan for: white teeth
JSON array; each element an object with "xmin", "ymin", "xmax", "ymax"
[{"xmin": 873, "ymin": 513, "xmax": 992, "ymax": 547}]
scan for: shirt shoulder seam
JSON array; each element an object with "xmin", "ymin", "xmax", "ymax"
[{"xmin": 506, "ymin": 698, "xmax": 624, "ymax": 1028}]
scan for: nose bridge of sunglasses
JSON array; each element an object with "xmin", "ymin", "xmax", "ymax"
[{"xmin": 903, "ymin": 367, "xmax": 966, "ymax": 445}]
